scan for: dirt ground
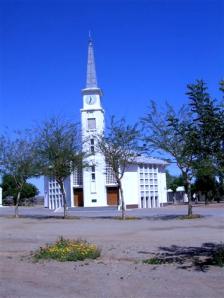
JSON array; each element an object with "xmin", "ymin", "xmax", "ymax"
[{"xmin": 0, "ymin": 209, "xmax": 224, "ymax": 298}]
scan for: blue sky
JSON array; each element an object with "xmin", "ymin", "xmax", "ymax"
[{"xmin": 1, "ymin": 0, "xmax": 223, "ymax": 194}]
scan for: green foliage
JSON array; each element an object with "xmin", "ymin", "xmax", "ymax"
[
  {"xmin": 143, "ymin": 257, "xmax": 164, "ymax": 265},
  {"xmin": 36, "ymin": 117, "xmax": 83, "ymax": 179},
  {"xmin": 0, "ymin": 131, "xmax": 39, "ymax": 216},
  {"xmin": 20, "ymin": 183, "xmax": 39, "ymax": 199},
  {"xmin": 142, "ymin": 80, "xmax": 224, "ymax": 214},
  {"xmin": 166, "ymin": 171, "xmax": 184, "ymax": 192},
  {"xmin": 188, "ymin": 80, "xmax": 224, "ymax": 200},
  {"xmin": 220, "ymin": 79, "xmax": 224, "ymax": 93},
  {"xmin": 143, "ymin": 244, "xmax": 224, "ymax": 268},
  {"xmin": 194, "ymin": 174, "xmax": 217, "ymax": 203},
  {"xmin": 187, "ymin": 80, "xmax": 220, "ymax": 157},
  {"xmin": 33, "ymin": 237, "xmax": 101, "ymax": 262},
  {"xmin": 0, "ymin": 131, "xmax": 38, "ymax": 184},
  {"xmin": 97, "ymin": 116, "xmax": 141, "ymax": 180},
  {"xmin": 142, "ymin": 101, "xmax": 195, "ymax": 171},
  {"xmin": 211, "ymin": 245, "xmax": 224, "ymax": 267},
  {"xmin": 142, "ymin": 102, "xmax": 195, "ymax": 215},
  {"xmin": 1, "ymin": 175, "xmax": 39, "ymax": 205},
  {"xmin": 35, "ymin": 117, "xmax": 84, "ymax": 218}
]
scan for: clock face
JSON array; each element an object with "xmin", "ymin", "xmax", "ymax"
[{"xmin": 86, "ymin": 96, "xmax": 96, "ymax": 105}]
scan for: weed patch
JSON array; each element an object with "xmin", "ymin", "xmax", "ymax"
[
  {"xmin": 115, "ymin": 216, "xmax": 141, "ymax": 220},
  {"xmin": 32, "ymin": 237, "xmax": 101, "ymax": 262},
  {"xmin": 210, "ymin": 245, "xmax": 224, "ymax": 267},
  {"xmin": 142, "ymin": 243, "xmax": 224, "ymax": 270},
  {"xmin": 143, "ymin": 257, "xmax": 164, "ymax": 265},
  {"xmin": 179, "ymin": 214, "xmax": 202, "ymax": 220}
]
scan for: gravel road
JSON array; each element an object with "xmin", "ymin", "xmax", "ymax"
[{"xmin": 0, "ymin": 206, "xmax": 224, "ymax": 298}]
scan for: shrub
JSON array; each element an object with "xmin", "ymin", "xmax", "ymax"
[
  {"xmin": 115, "ymin": 216, "xmax": 141, "ymax": 220},
  {"xmin": 33, "ymin": 237, "xmax": 101, "ymax": 262},
  {"xmin": 179, "ymin": 214, "xmax": 202, "ymax": 220},
  {"xmin": 143, "ymin": 257, "xmax": 164, "ymax": 265},
  {"xmin": 211, "ymin": 245, "xmax": 224, "ymax": 267}
]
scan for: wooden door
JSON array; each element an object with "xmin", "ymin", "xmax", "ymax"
[
  {"xmin": 107, "ymin": 187, "xmax": 119, "ymax": 205},
  {"xmin": 73, "ymin": 189, "xmax": 84, "ymax": 207}
]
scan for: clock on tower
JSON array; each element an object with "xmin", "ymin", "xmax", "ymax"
[{"xmin": 85, "ymin": 95, "xmax": 96, "ymax": 105}]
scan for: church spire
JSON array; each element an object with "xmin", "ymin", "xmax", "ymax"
[{"xmin": 86, "ymin": 35, "xmax": 98, "ymax": 88}]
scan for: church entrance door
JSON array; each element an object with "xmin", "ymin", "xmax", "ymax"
[
  {"xmin": 73, "ymin": 188, "xmax": 84, "ymax": 207},
  {"xmin": 107, "ymin": 187, "xmax": 119, "ymax": 206}
]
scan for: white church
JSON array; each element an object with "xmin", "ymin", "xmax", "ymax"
[{"xmin": 44, "ymin": 38, "xmax": 168, "ymax": 210}]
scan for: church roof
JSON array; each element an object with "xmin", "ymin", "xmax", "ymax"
[{"xmin": 133, "ymin": 155, "xmax": 168, "ymax": 166}]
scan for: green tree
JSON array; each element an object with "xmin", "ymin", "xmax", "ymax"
[
  {"xmin": 220, "ymin": 79, "xmax": 224, "ymax": 94},
  {"xmin": 194, "ymin": 174, "xmax": 217, "ymax": 204},
  {"xmin": 166, "ymin": 171, "xmax": 184, "ymax": 202},
  {"xmin": 142, "ymin": 102, "xmax": 197, "ymax": 215},
  {"xmin": 215, "ymin": 81, "xmax": 224, "ymax": 199},
  {"xmin": 188, "ymin": 80, "xmax": 224, "ymax": 201},
  {"xmin": 35, "ymin": 117, "xmax": 84, "ymax": 218},
  {"xmin": 166, "ymin": 171, "xmax": 184, "ymax": 191},
  {"xmin": 0, "ymin": 131, "xmax": 39, "ymax": 217},
  {"xmin": 97, "ymin": 117, "xmax": 141, "ymax": 219},
  {"xmin": 1, "ymin": 174, "xmax": 39, "ymax": 205}
]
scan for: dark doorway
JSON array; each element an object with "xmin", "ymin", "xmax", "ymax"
[
  {"xmin": 73, "ymin": 188, "xmax": 84, "ymax": 207},
  {"xmin": 107, "ymin": 187, "xmax": 119, "ymax": 205}
]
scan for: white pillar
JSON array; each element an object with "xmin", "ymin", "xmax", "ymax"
[
  {"xmin": 0, "ymin": 187, "xmax": 2, "ymax": 207},
  {"xmin": 44, "ymin": 191, "xmax": 49, "ymax": 208}
]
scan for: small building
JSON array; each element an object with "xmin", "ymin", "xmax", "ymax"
[
  {"xmin": 167, "ymin": 186, "xmax": 187, "ymax": 204},
  {"xmin": 44, "ymin": 38, "xmax": 168, "ymax": 210}
]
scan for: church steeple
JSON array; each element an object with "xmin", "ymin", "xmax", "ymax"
[
  {"xmin": 86, "ymin": 35, "xmax": 98, "ymax": 89},
  {"xmin": 81, "ymin": 34, "xmax": 106, "ymax": 208},
  {"xmin": 82, "ymin": 34, "xmax": 102, "ymax": 97}
]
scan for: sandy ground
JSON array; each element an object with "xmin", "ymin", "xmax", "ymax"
[{"xmin": 0, "ymin": 207, "xmax": 224, "ymax": 298}]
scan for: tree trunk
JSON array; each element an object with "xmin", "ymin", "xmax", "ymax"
[
  {"xmin": 217, "ymin": 174, "xmax": 224, "ymax": 202},
  {"xmin": 15, "ymin": 191, "xmax": 21, "ymax": 218},
  {"xmin": 173, "ymin": 193, "xmax": 176, "ymax": 205},
  {"xmin": 58, "ymin": 181, "xmax": 67, "ymax": 219},
  {"xmin": 205, "ymin": 193, "xmax": 208, "ymax": 205},
  {"xmin": 186, "ymin": 182, "xmax": 192, "ymax": 216},
  {"xmin": 183, "ymin": 172, "xmax": 193, "ymax": 216},
  {"xmin": 118, "ymin": 180, "xmax": 125, "ymax": 220}
]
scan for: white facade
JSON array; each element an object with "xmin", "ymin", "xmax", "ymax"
[
  {"xmin": 81, "ymin": 89, "xmax": 107, "ymax": 207},
  {"xmin": 44, "ymin": 38, "xmax": 168, "ymax": 210}
]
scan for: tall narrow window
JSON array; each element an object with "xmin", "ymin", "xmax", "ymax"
[
  {"xmin": 146, "ymin": 197, "xmax": 149, "ymax": 208},
  {"xmin": 90, "ymin": 138, "xmax": 95, "ymax": 154},
  {"xmin": 87, "ymin": 118, "xmax": 96, "ymax": 130},
  {"xmin": 91, "ymin": 165, "xmax": 96, "ymax": 181}
]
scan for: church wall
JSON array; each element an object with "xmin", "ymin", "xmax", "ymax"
[
  {"xmin": 82, "ymin": 160, "xmax": 107, "ymax": 207},
  {"xmin": 44, "ymin": 177, "xmax": 49, "ymax": 208},
  {"xmin": 158, "ymin": 170, "xmax": 167, "ymax": 205},
  {"xmin": 122, "ymin": 165, "xmax": 139, "ymax": 207},
  {"xmin": 64, "ymin": 176, "xmax": 72, "ymax": 208},
  {"xmin": 81, "ymin": 107, "xmax": 107, "ymax": 207}
]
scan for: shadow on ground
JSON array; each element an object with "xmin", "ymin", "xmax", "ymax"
[
  {"xmin": 1, "ymin": 215, "xmax": 80, "ymax": 220},
  {"xmin": 0, "ymin": 213, "xmax": 205, "ymax": 221},
  {"xmin": 145, "ymin": 243, "xmax": 224, "ymax": 272}
]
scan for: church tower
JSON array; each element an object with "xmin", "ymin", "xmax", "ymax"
[{"xmin": 81, "ymin": 37, "xmax": 107, "ymax": 207}]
